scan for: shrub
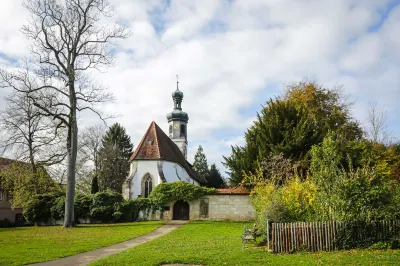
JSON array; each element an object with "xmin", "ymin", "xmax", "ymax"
[
  {"xmin": 149, "ymin": 181, "xmax": 215, "ymax": 205},
  {"xmin": 51, "ymin": 195, "xmax": 65, "ymax": 221},
  {"xmin": 23, "ymin": 190, "xmax": 64, "ymax": 225},
  {"xmin": 115, "ymin": 198, "xmax": 159, "ymax": 222},
  {"xmin": 74, "ymin": 193, "xmax": 93, "ymax": 222},
  {"xmin": 90, "ymin": 191, "xmax": 123, "ymax": 222},
  {"xmin": 0, "ymin": 219, "xmax": 12, "ymax": 228},
  {"xmin": 369, "ymin": 241, "xmax": 391, "ymax": 250}
]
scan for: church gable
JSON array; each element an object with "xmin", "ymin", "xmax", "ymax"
[
  {"xmin": 129, "ymin": 121, "xmax": 206, "ymax": 185},
  {"xmin": 129, "ymin": 121, "xmax": 161, "ymax": 160}
]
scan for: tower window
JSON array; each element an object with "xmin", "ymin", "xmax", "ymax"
[
  {"xmin": 169, "ymin": 125, "xmax": 172, "ymax": 134},
  {"xmin": 180, "ymin": 124, "xmax": 186, "ymax": 138},
  {"xmin": 142, "ymin": 174, "xmax": 153, "ymax": 198}
]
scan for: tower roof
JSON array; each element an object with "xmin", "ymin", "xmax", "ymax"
[
  {"xmin": 172, "ymin": 88, "xmax": 183, "ymax": 98},
  {"xmin": 129, "ymin": 121, "xmax": 205, "ymax": 184},
  {"xmin": 167, "ymin": 83, "xmax": 188, "ymax": 122}
]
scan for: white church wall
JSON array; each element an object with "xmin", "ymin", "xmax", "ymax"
[
  {"xmin": 162, "ymin": 161, "xmax": 199, "ymax": 185},
  {"xmin": 130, "ymin": 161, "xmax": 160, "ymax": 199},
  {"xmin": 127, "ymin": 160, "xmax": 198, "ymax": 199}
]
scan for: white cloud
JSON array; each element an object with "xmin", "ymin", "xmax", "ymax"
[{"xmin": 0, "ymin": 0, "xmax": 400, "ymax": 178}]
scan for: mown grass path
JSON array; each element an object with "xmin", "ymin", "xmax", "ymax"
[
  {"xmin": 0, "ymin": 221, "xmax": 164, "ymax": 266},
  {"xmin": 91, "ymin": 221, "xmax": 400, "ymax": 266}
]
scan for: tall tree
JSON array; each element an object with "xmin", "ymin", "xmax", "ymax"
[
  {"xmin": 224, "ymin": 99, "xmax": 320, "ymax": 186},
  {"xmin": 206, "ymin": 164, "xmax": 225, "ymax": 188},
  {"xmin": 285, "ymin": 80, "xmax": 363, "ymax": 140},
  {"xmin": 224, "ymin": 80, "xmax": 363, "ymax": 186},
  {"xmin": 99, "ymin": 123, "xmax": 133, "ymax": 192},
  {"xmin": 0, "ymin": 0, "xmax": 129, "ymax": 227},
  {"xmin": 193, "ymin": 145, "xmax": 210, "ymax": 183},
  {"xmin": 101, "ymin": 123, "xmax": 133, "ymax": 159}
]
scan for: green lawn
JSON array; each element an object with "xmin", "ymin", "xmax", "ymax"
[
  {"xmin": 91, "ymin": 221, "xmax": 400, "ymax": 266},
  {"xmin": 0, "ymin": 221, "xmax": 164, "ymax": 266}
]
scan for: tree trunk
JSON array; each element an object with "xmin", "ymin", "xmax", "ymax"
[{"xmin": 64, "ymin": 84, "xmax": 78, "ymax": 227}]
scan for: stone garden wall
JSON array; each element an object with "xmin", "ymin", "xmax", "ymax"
[{"xmin": 164, "ymin": 194, "xmax": 255, "ymax": 221}]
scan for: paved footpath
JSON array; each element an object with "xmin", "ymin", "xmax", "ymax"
[{"xmin": 30, "ymin": 221, "xmax": 188, "ymax": 266}]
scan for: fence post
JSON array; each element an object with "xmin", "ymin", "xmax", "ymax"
[{"xmin": 266, "ymin": 218, "xmax": 270, "ymax": 251}]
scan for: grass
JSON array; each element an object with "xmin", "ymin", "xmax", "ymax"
[
  {"xmin": 91, "ymin": 220, "xmax": 400, "ymax": 266},
  {"xmin": 0, "ymin": 221, "xmax": 165, "ymax": 266}
]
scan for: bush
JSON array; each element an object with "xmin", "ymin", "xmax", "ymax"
[
  {"xmin": 23, "ymin": 190, "xmax": 64, "ymax": 225},
  {"xmin": 74, "ymin": 193, "xmax": 93, "ymax": 222},
  {"xmin": 0, "ymin": 219, "xmax": 12, "ymax": 228},
  {"xmin": 369, "ymin": 241, "xmax": 391, "ymax": 250},
  {"xmin": 249, "ymin": 177, "xmax": 316, "ymax": 241},
  {"xmin": 89, "ymin": 191, "xmax": 123, "ymax": 223},
  {"xmin": 51, "ymin": 196, "xmax": 65, "ymax": 221},
  {"xmin": 114, "ymin": 198, "xmax": 159, "ymax": 222},
  {"xmin": 149, "ymin": 181, "xmax": 215, "ymax": 205},
  {"xmin": 23, "ymin": 190, "xmax": 164, "ymax": 225}
]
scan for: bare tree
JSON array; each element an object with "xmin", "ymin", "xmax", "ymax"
[
  {"xmin": 0, "ymin": 0, "xmax": 128, "ymax": 227},
  {"xmin": 76, "ymin": 124, "xmax": 105, "ymax": 193},
  {"xmin": 80, "ymin": 124, "xmax": 105, "ymax": 177},
  {"xmin": 0, "ymin": 89, "xmax": 66, "ymax": 170},
  {"xmin": 367, "ymin": 102, "xmax": 392, "ymax": 144}
]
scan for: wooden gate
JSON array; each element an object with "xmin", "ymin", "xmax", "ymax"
[{"xmin": 173, "ymin": 200, "xmax": 189, "ymax": 220}]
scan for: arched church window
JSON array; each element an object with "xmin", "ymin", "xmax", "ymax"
[
  {"xmin": 141, "ymin": 174, "xmax": 153, "ymax": 198},
  {"xmin": 169, "ymin": 125, "xmax": 172, "ymax": 134},
  {"xmin": 180, "ymin": 124, "xmax": 186, "ymax": 138}
]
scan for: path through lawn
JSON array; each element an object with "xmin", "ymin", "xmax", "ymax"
[
  {"xmin": 0, "ymin": 221, "xmax": 164, "ymax": 266},
  {"xmin": 91, "ymin": 221, "xmax": 400, "ymax": 266}
]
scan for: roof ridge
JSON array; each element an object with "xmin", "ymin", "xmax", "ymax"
[{"xmin": 152, "ymin": 122, "xmax": 161, "ymax": 158}]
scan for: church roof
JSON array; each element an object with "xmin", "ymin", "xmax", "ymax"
[
  {"xmin": 129, "ymin": 121, "xmax": 206, "ymax": 184},
  {"xmin": 0, "ymin": 157, "xmax": 29, "ymax": 170}
]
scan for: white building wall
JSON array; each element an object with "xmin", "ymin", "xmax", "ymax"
[
  {"xmin": 125, "ymin": 160, "xmax": 199, "ymax": 199},
  {"xmin": 129, "ymin": 161, "xmax": 160, "ymax": 199},
  {"xmin": 162, "ymin": 161, "xmax": 198, "ymax": 185}
]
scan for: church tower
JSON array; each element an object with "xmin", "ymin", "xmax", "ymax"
[{"xmin": 166, "ymin": 79, "xmax": 188, "ymax": 159}]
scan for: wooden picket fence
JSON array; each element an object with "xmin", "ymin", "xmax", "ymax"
[{"xmin": 269, "ymin": 220, "xmax": 400, "ymax": 253}]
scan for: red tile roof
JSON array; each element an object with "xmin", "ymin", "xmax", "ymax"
[
  {"xmin": 129, "ymin": 121, "xmax": 206, "ymax": 184},
  {"xmin": 216, "ymin": 186, "xmax": 251, "ymax": 195},
  {"xmin": 0, "ymin": 157, "xmax": 27, "ymax": 170}
]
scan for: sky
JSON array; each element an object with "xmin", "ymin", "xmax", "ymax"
[{"xmin": 0, "ymin": 0, "xmax": 400, "ymax": 175}]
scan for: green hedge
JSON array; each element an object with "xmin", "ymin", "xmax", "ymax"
[{"xmin": 23, "ymin": 191, "xmax": 156, "ymax": 224}]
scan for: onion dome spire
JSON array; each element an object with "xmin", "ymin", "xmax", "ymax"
[{"xmin": 167, "ymin": 75, "xmax": 188, "ymax": 122}]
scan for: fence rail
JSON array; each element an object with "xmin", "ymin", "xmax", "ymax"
[{"xmin": 270, "ymin": 220, "xmax": 400, "ymax": 253}]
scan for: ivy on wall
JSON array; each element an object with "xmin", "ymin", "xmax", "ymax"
[{"xmin": 149, "ymin": 181, "xmax": 215, "ymax": 205}]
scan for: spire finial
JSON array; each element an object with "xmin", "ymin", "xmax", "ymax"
[{"xmin": 176, "ymin": 74, "xmax": 179, "ymax": 90}]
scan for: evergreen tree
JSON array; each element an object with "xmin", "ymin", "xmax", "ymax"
[
  {"xmin": 206, "ymin": 164, "xmax": 226, "ymax": 188},
  {"xmin": 91, "ymin": 176, "xmax": 99, "ymax": 194},
  {"xmin": 193, "ymin": 145, "xmax": 209, "ymax": 183},
  {"xmin": 224, "ymin": 99, "xmax": 320, "ymax": 185},
  {"xmin": 99, "ymin": 123, "xmax": 133, "ymax": 192},
  {"xmin": 224, "ymin": 81, "xmax": 363, "ymax": 186},
  {"xmin": 101, "ymin": 123, "xmax": 133, "ymax": 158}
]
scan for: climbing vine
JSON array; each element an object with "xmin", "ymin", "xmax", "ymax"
[{"xmin": 149, "ymin": 181, "xmax": 215, "ymax": 205}]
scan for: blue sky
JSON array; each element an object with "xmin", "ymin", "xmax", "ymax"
[{"xmin": 0, "ymin": 0, "xmax": 400, "ymax": 174}]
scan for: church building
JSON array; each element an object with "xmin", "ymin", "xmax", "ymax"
[{"xmin": 122, "ymin": 84, "xmax": 206, "ymax": 200}]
